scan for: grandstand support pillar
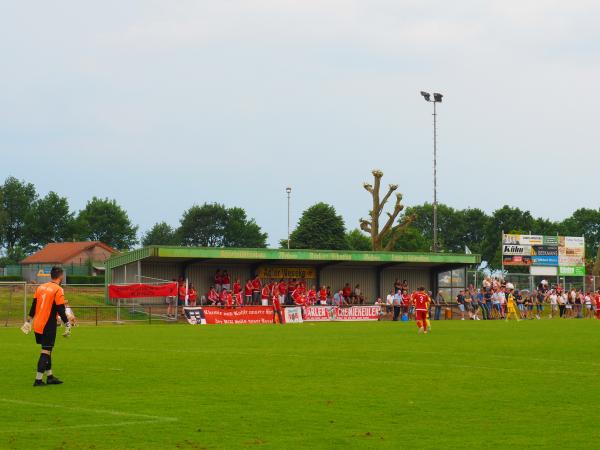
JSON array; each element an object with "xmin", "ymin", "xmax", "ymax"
[
  {"xmin": 316, "ymin": 267, "xmax": 321, "ymax": 293},
  {"xmin": 137, "ymin": 260, "xmax": 142, "ymax": 284},
  {"xmin": 375, "ymin": 267, "xmax": 382, "ymax": 300}
]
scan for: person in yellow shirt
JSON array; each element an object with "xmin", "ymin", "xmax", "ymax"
[{"xmin": 505, "ymin": 283, "xmax": 521, "ymax": 322}]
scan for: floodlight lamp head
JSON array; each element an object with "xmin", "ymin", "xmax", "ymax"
[
  {"xmin": 433, "ymin": 93, "xmax": 443, "ymax": 102},
  {"xmin": 286, "ymin": 186, "xmax": 292, "ymax": 194},
  {"xmin": 420, "ymin": 91, "xmax": 431, "ymax": 101}
]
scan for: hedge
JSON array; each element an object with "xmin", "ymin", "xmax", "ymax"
[
  {"xmin": 0, "ymin": 275, "xmax": 25, "ymax": 282},
  {"xmin": 66, "ymin": 275, "xmax": 105, "ymax": 285}
]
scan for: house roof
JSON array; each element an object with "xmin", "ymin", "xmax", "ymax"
[{"xmin": 21, "ymin": 242, "xmax": 117, "ymax": 265}]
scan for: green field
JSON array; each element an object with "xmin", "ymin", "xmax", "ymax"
[{"xmin": 0, "ymin": 320, "xmax": 598, "ymax": 449}]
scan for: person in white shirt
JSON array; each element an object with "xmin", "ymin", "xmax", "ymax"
[
  {"xmin": 385, "ymin": 290, "xmax": 394, "ymax": 317},
  {"xmin": 549, "ymin": 292, "xmax": 558, "ymax": 319},
  {"xmin": 498, "ymin": 289, "xmax": 507, "ymax": 319}
]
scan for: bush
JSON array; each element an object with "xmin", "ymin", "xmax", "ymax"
[
  {"xmin": 66, "ymin": 275, "xmax": 105, "ymax": 285},
  {"xmin": 0, "ymin": 275, "xmax": 24, "ymax": 282}
]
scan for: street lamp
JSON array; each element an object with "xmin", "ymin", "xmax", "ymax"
[
  {"xmin": 420, "ymin": 91, "xmax": 443, "ymax": 252},
  {"xmin": 286, "ymin": 187, "xmax": 292, "ymax": 249}
]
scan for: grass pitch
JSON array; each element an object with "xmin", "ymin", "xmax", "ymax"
[{"xmin": 0, "ymin": 320, "xmax": 598, "ymax": 449}]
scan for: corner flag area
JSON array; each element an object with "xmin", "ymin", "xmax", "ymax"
[{"xmin": 1, "ymin": 321, "xmax": 598, "ymax": 449}]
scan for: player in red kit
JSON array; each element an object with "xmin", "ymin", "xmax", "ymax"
[
  {"xmin": 412, "ymin": 287, "xmax": 431, "ymax": 334},
  {"xmin": 272, "ymin": 294, "xmax": 283, "ymax": 324}
]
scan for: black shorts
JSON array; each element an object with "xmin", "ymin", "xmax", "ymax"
[{"xmin": 35, "ymin": 331, "xmax": 56, "ymax": 348}]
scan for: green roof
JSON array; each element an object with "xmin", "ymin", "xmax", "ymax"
[{"xmin": 106, "ymin": 246, "xmax": 480, "ymax": 269}]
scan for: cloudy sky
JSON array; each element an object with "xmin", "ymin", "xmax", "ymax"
[{"xmin": 1, "ymin": 1, "xmax": 599, "ymax": 246}]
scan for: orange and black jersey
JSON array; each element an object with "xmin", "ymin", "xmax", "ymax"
[{"xmin": 29, "ymin": 282, "xmax": 69, "ymax": 335}]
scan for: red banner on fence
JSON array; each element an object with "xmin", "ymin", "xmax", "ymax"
[
  {"xmin": 108, "ymin": 282, "xmax": 178, "ymax": 299},
  {"xmin": 202, "ymin": 306, "xmax": 274, "ymax": 324},
  {"xmin": 303, "ymin": 305, "xmax": 381, "ymax": 322}
]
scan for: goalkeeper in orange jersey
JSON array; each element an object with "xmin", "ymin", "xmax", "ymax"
[
  {"xmin": 21, "ymin": 266, "xmax": 71, "ymax": 386},
  {"xmin": 505, "ymin": 283, "xmax": 521, "ymax": 321},
  {"xmin": 411, "ymin": 286, "xmax": 431, "ymax": 334}
]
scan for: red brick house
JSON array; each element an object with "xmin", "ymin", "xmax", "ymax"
[{"xmin": 20, "ymin": 242, "xmax": 117, "ymax": 281}]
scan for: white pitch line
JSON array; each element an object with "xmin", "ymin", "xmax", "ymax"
[
  {"xmin": 0, "ymin": 398, "xmax": 178, "ymax": 434},
  {"xmin": 0, "ymin": 420, "xmax": 174, "ymax": 434},
  {"xmin": 75, "ymin": 346, "xmax": 595, "ymax": 377}
]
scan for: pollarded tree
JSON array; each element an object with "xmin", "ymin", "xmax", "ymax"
[{"xmin": 359, "ymin": 170, "xmax": 414, "ymax": 251}]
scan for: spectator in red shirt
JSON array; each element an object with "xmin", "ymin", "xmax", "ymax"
[
  {"xmin": 207, "ymin": 286, "xmax": 219, "ymax": 305},
  {"xmin": 308, "ymin": 285, "xmax": 317, "ymax": 305},
  {"xmin": 234, "ymin": 290, "xmax": 243, "ymax": 307},
  {"xmin": 294, "ymin": 292, "xmax": 307, "ymax": 318},
  {"xmin": 342, "ymin": 283, "xmax": 352, "ymax": 304},
  {"xmin": 261, "ymin": 285, "xmax": 271, "ymax": 306},
  {"xmin": 224, "ymin": 290, "xmax": 233, "ymax": 308},
  {"xmin": 252, "ymin": 276, "xmax": 262, "ymax": 305},
  {"xmin": 219, "ymin": 291, "xmax": 227, "ymax": 306},
  {"xmin": 233, "ymin": 279, "xmax": 241, "ymax": 295},
  {"xmin": 297, "ymin": 281, "xmax": 306, "ymax": 295},
  {"xmin": 401, "ymin": 289, "xmax": 411, "ymax": 318},
  {"xmin": 319, "ymin": 286, "xmax": 328, "ymax": 305},
  {"xmin": 272, "ymin": 294, "xmax": 283, "ymax": 324},
  {"xmin": 278, "ymin": 280, "xmax": 287, "ymax": 305},
  {"xmin": 287, "ymin": 279, "xmax": 297, "ymax": 304},
  {"xmin": 244, "ymin": 280, "xmax": 253, "ymax": 305},
  {"xmin": 188, "ymin": 284, "xmax": 198, "ymax": 307},
  {"xmin": 214, "ymin": 270, "xmax": 223, "ymax": 293},
  {"xmin": 269, "ymin": 281, "xmax": 277, "ymax": 298},
  {"xmin": 178, "ymin": 282, "xmax": 187, "ymax": 307},
  {"xmin": 222, "ymin": 271, "xmax": 231, "ymax": 291}
]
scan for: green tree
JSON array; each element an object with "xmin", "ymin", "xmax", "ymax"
[
  {"xmin": 559, "ymin": 208, "xmax": 600, "ymax": 261},
  {"xmin": 0, "ymin": 246, "xmax": 28, "ymax": 266},
  {"xmin": 75, "ymin": 197, "xmax": 138, "ymax": 250},
  {"xmin": 532, "ymin": 217, "xmax": 561, "ymax": 237},
  {"xmin": 402, "ymin": 204, "xmax": 489, "ymax": 253},
  {"xmin": 0, "ymin": 189, "xmax": 6, "ymax": 249},
  {"xmin": 178, "ymin": 203, "xmax": 229, "ymax": 247},
  {"xmin": 141, "ymin": 222, "xmax": 178, "ymax": 246},
  {"xmin": 24, "ymin": 191, "xmax": 75, "ymax": 251},
  {"xmin": 178, "ymin": 203, "xmax": 267, "ymax": 248},
  {"xmin": 286, "ymin": 203, "xmax": 349, "ymax": 250},
  {"xmin": 481, "ymin": 205, "xmax": 535, "ymax": 269},
  {"xmin": 593, "ymin": 247, "xmax": 600, "ymax": 275},
  {"xmin": 346, "ymin": 229, "xmax": 372, "ymax": 251},
  {"xmin": 387, "ymin": 226, "xmax": 431, "ymax": 252},
  {"xmin": 0, "ymin": 177, "xmax": 37, "ymax": 251},
  {"xmin": 222, "ymin": 207, "xmax": 267, "ymax": 248}
]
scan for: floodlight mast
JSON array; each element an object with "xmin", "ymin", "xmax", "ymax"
[
  {"xmin": 420, "ymin": 91, "xmax": 443, "ymax": 253},
  {"xmin": 286, "ymin": 187, "xmax": 292, "ymax": 249}
]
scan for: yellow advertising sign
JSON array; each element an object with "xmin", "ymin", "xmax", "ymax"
[{"xmin": 257, "ymin": 266, "xmax": 316, "ymax": 279}]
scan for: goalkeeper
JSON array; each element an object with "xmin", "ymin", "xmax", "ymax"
[{"xmin": 21, "ymin": 266, "xmax": 71, "ymax": 386}]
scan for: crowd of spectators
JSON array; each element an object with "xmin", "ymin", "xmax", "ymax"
[
  {"xmin": 453, "ymin": 277, "xmax": 600, "ymax": 320},
  {"xmin": 168, "ymin": 271, "xmax": 600, "ymax": 321},
  {"xmin": 203, "ymin": 270, "xmax": 367, "ymax": 308}
]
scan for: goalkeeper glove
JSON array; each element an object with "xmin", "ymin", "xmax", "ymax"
[
  {"xmin": 62, "ymin": 322, "xmax": 72, "ymax": 338},
  {"xmin": 21, "ymin": 320, "xmax": 32, "ymax": 335}
]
